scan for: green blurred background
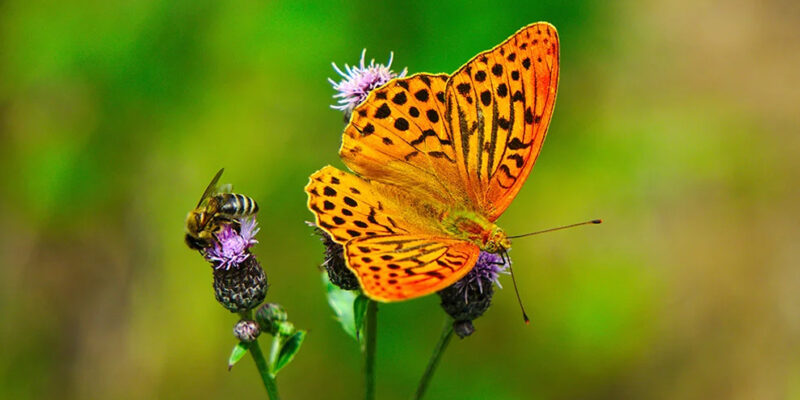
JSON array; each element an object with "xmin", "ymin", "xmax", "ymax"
[{"xmin": 2, "ymin": 0, "xmax": 799, "ymax": 399}]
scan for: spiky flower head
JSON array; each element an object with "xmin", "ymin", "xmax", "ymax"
[
  {"xmin": 329, "ymin": 49, "xmax": 407, "ymax": 118},
  {"xmin": 233, "ymin": 319, "xmax": 260, "ymax": 343},
  {"xmin": 213, "ymin": 256, "xmax": 268, "ymax": 312},
  {"xmin": 205, "ymin": 217, "xmax": 260, "ymax": 270},
  {"xmin": 308, "ymin": 222, "xmax": 360, "ymax": 290},
  {"xmin": 438, "ymin": 252, "xmax": 510, "ymax": 338},
  {"xmin": 205, "ymin": 217, "xmax": 266, "ymax": 313}
]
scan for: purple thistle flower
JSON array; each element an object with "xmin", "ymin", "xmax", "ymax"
[
  {"xmin": 238, "ymin": 216, "xmax": 260, "ymax": 246},
  {"xmin": 205, "ymin": 217, "xmax": 260, "ymax": 270},
  {"xmin": 452, "ymin": 252, "xmax": 509, "ymax": 302},
  {"xmin": 328, "ymin": 49, "xmax": 407, "ymax": 116}
]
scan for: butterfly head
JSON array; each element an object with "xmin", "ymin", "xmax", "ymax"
[{"xmin": 483, "ymin": 227, "xmax": 511, "ymax": 254}]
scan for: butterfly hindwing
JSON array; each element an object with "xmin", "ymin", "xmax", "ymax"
[
  {"xmin": 307, "ymin": 166, "xmax": 481, "ymax": 302},
  {"xmin": 341, "ymin": 74, "xmax": 467, "ymax": 207},
  {"xmin": 306, "ymin": 166, "xmax": 413, "ymax": 243},
  {"xmin": 345, "ymin": 235, "xmax": 480, "ymax": 302},
  {"xmin": 445, "ymin": 22, "xmax": 559, "ymax": 221}
]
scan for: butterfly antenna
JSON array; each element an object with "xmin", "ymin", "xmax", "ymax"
[
  {"xmin": 503, "ymin": 250, "xmax": 530, "ymax": 325},
  {"xmin": 508, "ymin": 219, "xmax": 602, "ymax": 239}
]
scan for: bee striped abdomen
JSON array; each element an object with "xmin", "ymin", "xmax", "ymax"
[{"xmin": 218, "ymin": 193, "xmax": 259, "ymax": 216}]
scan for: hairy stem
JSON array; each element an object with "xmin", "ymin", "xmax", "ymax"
[{"xmin": 413, "ymin": 318, "xmax": 454, "ymax": 400}]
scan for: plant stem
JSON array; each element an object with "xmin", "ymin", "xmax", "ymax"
[
  {"xmin": 268, "ymin": 333, "xmax": 281, "ymax": 372},
  {"xmin": 413, "ymin": 318, "xmax": 454, "ymax": 400},
  {"xmin": 363, "ymin": 300, "xmax": 378, "ymax": 400},
  {"xmin": 240, "ymin": 310, "xmax": 280, "ymax": 400},
  {"xmin": 249, "ymin": 339, "xmax": 281, "ymax": 400}
]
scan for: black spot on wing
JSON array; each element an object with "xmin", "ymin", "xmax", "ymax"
[
  {"xmin": 507, "ymin": 138, "xmax": 531, "ymax": 150},
  {"xmin": 375, "ymin": 103, "xmax": 391, "ymax": 119},
  {"xmin": 480, "ymin": 90, "xmax": 492, "ymax": 106},
  {"xmin": 392, "ymin": 92, "xmax": 407, "ymax": 105},
  {"xmin": 394, "ymin": 118, "xmax": 409, "ymax": 131},
  {"xmin": 507, "ymin": 154, "xmax": 524, "ymax": 168},
  {"xmin": 491, "ymin": 64, "xmax": 503, "ymax": 76}
]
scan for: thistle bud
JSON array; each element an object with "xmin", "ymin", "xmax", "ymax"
[
  {"xmin": 438, "ymin": 252, "xmax": 509, "ymax": 337},
  {"xmin": 233, "ymin": 320, "xmax": 260, "ymax": 343},
  {"xmin": 453, "ymin": 320, "xmax": 475, "ymax": 339},
  {"xmin": 255, "ymin": 303, "xmax": 288, "ymax": 335},
  {"xmin": 309, "ymin": 223, "xmax": 360, "ymax": 290},
  {"xmin": 213, "ymin": 255, "xmax": 268, "ymax": 312}
]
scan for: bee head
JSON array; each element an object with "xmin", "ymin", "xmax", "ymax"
[
  {"xmin": 185, "ymin": 233, "xmax": 206, "ymax": 250},
  {"xmin": 185, "ymin": 209, "xmax": 209, "ymax": 232}
]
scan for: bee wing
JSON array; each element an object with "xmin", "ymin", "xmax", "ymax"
[
  {"xmin": 197, "ymin": 168, "xmax": 224, "ymax": 207},
  {"xmin": 218, "ymin": 183, "xmax": 233, "ymax": 194}
]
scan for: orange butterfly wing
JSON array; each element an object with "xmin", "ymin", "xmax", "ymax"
[
  {"xmin": 306, "ymin": 166, "xmax": 413, "ymax": 243},
  {"xmin": 345, "ymin": 235, "xmax": 479, "ymax": 302},
  {"xmin": 445, "ymin": 22, "xmax": 559, "ymax": 221},
  {"xmin": 340, "ymin": 73, "xmax": 468, "ymax": 207},
  {"xmin": 305, "ymin": 166, "xmax": 480, "ymax": 301}
]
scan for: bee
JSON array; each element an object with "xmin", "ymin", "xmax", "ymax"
[{"xmin": 185, "ymin": 168, "xmax": 259, "ymax": 250}]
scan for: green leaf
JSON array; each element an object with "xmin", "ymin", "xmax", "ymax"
[
  {"xmin": 323, "ymin": 272, "xmax": 359, "ymax": 340},
  {"xmin": 273, "ymin": 331, "xmax": 306, "ymax": 374},
  {"xmin": 227, "ymin": 342, "xmax": 249, "ymax": 370},
  {"xmin": 353, "ymin": 294, "xmax": 370, "ymax": 342}
]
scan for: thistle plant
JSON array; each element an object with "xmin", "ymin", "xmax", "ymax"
[{"xmin": 185, "ymin": 179, "xmax": 305, "ymax": 400}]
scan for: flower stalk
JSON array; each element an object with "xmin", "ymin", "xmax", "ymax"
[
  {"xmin": 249, "ymin": 339, "xmax": 280, "ymax": 400},
  {"xmin": 362, "ymin": 300, "xmax": 378, "ymax": 400},
  {"xmin": 239, "ymin": 309, "xmax": 281, "ymax": 400},
  {"xmin": 413, "ymin": 317, "xmax": 455, "ymax": 400}
]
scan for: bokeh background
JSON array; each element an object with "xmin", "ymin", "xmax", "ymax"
[{"xmin": 2, "ymin": 0, "xmax": 799, "ymax": 399}]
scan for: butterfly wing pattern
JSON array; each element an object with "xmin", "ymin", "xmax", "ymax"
[
  {"xmin": 446, "ymin": 23, "xmax": 559, "ymax": 221},
  {"xmin": 306, "ymin": 166, "xmax": 480, "ymax": 301},
  {"xmin": 340, "ymin": 73, "xmax": 467, "ymax": 207},
  {"xmin": 307, "ymin": 22, "xmax": 559, "ymax": 302}
]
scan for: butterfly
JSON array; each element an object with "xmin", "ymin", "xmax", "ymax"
[{"xmin": 306, "ymin": 22, "xmax": 559, "ymax": 302}]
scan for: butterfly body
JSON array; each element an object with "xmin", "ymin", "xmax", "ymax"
[
  {"xmin": 440, "ymin": 209, "xmax": 510, "ymax": 253},
  {"xmin": 308, "ymin": 22, "xmax": 559, "ymax": 302}
]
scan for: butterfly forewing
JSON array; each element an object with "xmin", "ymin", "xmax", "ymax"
[
  {"xmin": 445, "ymin": 22, "xmax": 559, "ymax": 220},
  {"xmin": 341, "ymin": 74, "xmax": 466, "ymax": 207},
  {"xmin": 345, "ymin": 235, "xmax": 480, "ymax": 302}
]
